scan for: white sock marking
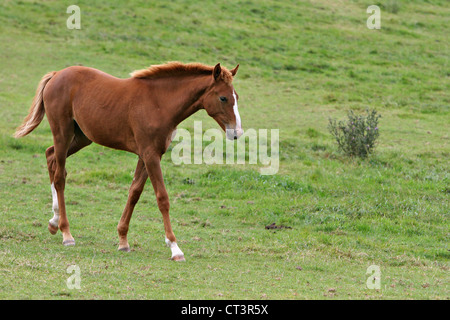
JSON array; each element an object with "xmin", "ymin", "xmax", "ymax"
[
  {"xmin": 165, "ymin": 237, "xmax": 184, "ymax": 258},
  {"xmin": 49, "ymin": 183, "xmax": 59, "ymax": 227}
]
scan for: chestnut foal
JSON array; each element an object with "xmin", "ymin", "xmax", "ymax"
[{"xmin": 14, "ymin": 62, "xmax": 243, "ymax": 261}]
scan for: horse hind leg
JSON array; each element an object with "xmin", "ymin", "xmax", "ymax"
[
  {"xmin": 46, "ymin": 123, "xmax": 92, "ymax": 239},
  {"xmin": 46, "ymin": 145, "xmax": 64, "ymax": 235}
]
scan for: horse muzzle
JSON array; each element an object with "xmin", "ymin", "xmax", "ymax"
[{"xmin": 226, "ymin": 127, "xmax": 244, "ymax": 140}]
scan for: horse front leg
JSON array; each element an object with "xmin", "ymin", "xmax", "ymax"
[
  {"xmin": 144, "ymin": 153, "xmax": 185, "ymax": 261},
  {"xmin": 117, "ymin": 158, "xmax": 147, "ymax": 252}
]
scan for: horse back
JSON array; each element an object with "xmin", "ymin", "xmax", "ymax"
[{"xmin": 44, "ymin": 66, "xmax": 142, "ymax": 153}]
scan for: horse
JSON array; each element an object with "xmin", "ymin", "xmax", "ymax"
[{"xmin": 14, "ymin": 62, "xmax": 243, "ymax": 261}]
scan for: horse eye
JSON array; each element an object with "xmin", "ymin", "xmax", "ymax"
[{"xmin": 219, "ymin": 96, "xmax": 227, "ymax": 102}]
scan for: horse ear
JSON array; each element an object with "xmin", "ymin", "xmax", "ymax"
[
  {"xmin": 213, "ymin": 63, "xmax": 221, "ymax": 81},
  {"xmin": 230, "ymin": 64, "xmax": 239, "ymax": 77}
]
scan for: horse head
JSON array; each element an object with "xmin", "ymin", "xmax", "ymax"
[{"xmin": 202, "ymin": 63, "xmax": 243, "ymax": 140}]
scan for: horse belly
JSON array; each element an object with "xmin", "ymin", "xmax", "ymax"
[{"xmin": 73, "ymin": 101, "xmax": 137, "ymax": 153}]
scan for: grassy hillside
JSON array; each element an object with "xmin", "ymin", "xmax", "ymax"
[{"xmin": 0, "ymin": 0, "xmax": 448, "ymax": 299}]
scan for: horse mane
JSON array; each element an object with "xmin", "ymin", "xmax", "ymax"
[{"xmin": 130, "ymin": 62, "xmax": 233, "ymax": 84}]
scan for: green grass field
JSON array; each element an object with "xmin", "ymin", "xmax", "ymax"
[{"xmin": 0, "ymin": 0, "xmax": 448, "ymax": 299}]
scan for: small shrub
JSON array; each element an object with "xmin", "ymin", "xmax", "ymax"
[
  {"xmin": 383, "ymin": 0, "xmax": 400, "ymax": 14},
  {"xmin": 328, "ymin": 109, "xmax": 381, "ymax": 158},
  {"xmin": 306, "ymin": 128, "xmax": 320, "ymax": 138}
]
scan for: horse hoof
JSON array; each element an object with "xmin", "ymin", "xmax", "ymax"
[
  {"xmin": 63, "ymin": 239, "xmax": 75, "ymax": 246},
  {"xmin": 48, "ymin": 223, "xmax": 58, "ymax": 235},
  {"xmin": 171, "ymin": 255, "xmax": 186, "ymax": 262},
  {"xmin": 118, "ymin": 246, "xmax": 131, "ymax": 252}
]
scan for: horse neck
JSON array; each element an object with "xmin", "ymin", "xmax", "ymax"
[{"xmin": 162, "ymin": 75, "xmax": 211, "ymax": 126}]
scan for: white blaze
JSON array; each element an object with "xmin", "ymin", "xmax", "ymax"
[
  {"xmin": 225, "ymin": 91, "xmax": 243, "ymax": 140},
  {"xmin": 232, "ymin": 91, "xmax": 242, "ymax": 131}
]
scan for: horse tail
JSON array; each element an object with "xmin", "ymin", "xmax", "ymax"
[{"xmin": 14, "ymin": 71, "xmax": 57, "ymax": 138}]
